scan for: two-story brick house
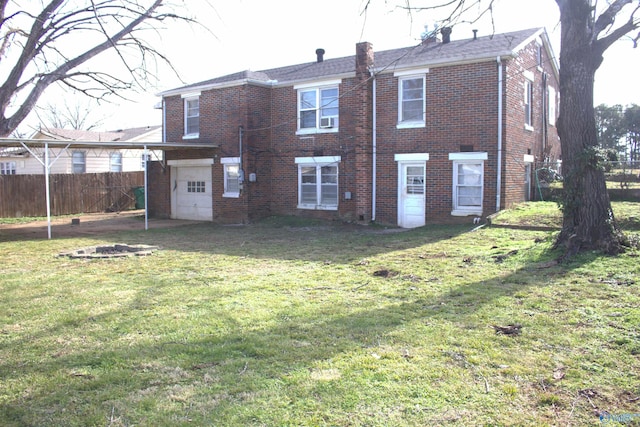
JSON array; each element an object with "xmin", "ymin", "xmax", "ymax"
[{"xmin": 150, "ymin": 27, "xmax": 560, "ymax": 226}]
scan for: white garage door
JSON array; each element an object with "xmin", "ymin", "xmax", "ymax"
[{"xmin": 173, "ymin": 166, "xmax": 213, "ymax": 220}]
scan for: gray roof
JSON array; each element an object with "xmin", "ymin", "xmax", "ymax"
[
  {"xmin": 31, "ymin": 126, "xmax": 162, "ymax": 142},
  {"xmin": 163, "ymin": 27, "xmax": 549, "ymax": 96}
]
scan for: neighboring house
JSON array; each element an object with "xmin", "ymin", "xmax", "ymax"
[
  {"xmin": 0, "ymin": 126, "xmax": 162, "ymax": 175},
  {"xmin": 152, "ymin": 27, "xmax": 561, "ymax": 227}
]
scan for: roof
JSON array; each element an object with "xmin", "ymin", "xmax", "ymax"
[
  {"xmin": 161, "ymin": 27, "xmax": 554, "ymax": 96},
  {"xmin": 32, "ymin": 125, "xmax": 163, "ymax": 142}
]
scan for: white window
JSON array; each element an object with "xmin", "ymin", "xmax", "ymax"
[
  {"xmin": 449, "ymin": 152, "xmax": 487, "ymax": 216},
  {"xmin": 183, "ymin": 94, "xmax": 200, "ymax": 138},
  {"xmin": 110, "ymin": 152, "xmax": 122, "ymax": 172},
  {"xmin": 221, "ymin": 157, "xmax": 241, "ymax": 197},
  {"xmin": 397, "ymin": 72, "xmax": 426, "ymax": 128},
  {"xmin": 297, "ymin": 86, "xmax": 339, "ymax": 132},
  {"xmin": 548, "ymin": 86, "xmax": 556, "ymax": 126},
  {"xmin": 187, "ymin": 181, "xmax": 205, "ymax": 193},
  {"xmin": 0, "ymin": 161, "xmax": 16, "ymax": 175},
  {"xmin": 141, "ymin": 153, "xmax": 151, "ymax": 170},
  {"xmin": 524, "ymin": 77, "xmax": 533, "ymax": 130},
  {"xmin": 72, "ymin": 151, "xmax": 85, "ymax": 173},
  {"xmin": 295, "ymin": 156, "xmax": 341, "ymax": 210}
]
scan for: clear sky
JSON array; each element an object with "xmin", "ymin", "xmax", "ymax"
[{"xmin": 35, "ymin": 0, "xmax": 640, "ymax": 131}]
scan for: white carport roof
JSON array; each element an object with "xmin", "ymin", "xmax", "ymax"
[{"xmin": 0, "ymin": 137, "xmax": 219, "ymax": 239}]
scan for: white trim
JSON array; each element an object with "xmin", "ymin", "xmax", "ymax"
[
  {"xmin": 167, "ymin": 158, "xmax": 215, "ymax": 167},
  {"xmin": 397, "ymin": 74, "xmax": 426, "ymax": 126},
  {"xmin": 181, "ymin": 92, "xmax": 201, "ymax": 99},
  {"xmin": 182, "ymin": 134, "xmax": 200, "ymax": 140},
  {"xmin": 294, "ymin": 79, "xmax": 342, "ymax": 90},
  {"xmin": 394, "ymin": 153, "xmax": 429, "ymax": 162},
  {"xmin": 295, "ymin": 156, "xmax": 341, "ymax": 164},
  {"xmin": 221, "ymin": 157, "xmax": 240, "ymax": 164},
  {"xmin": 523, "ymin": 70, "xmax": 534, "ymax": 81},
  {"xmin": 393, "ymin": 68, "xmax": 430, "ymax": 77},
  {"xmin": 296, "ymin": 128, "xmax": 339, "ymax": 136},
  {"xmin": 523, "ymin": 154, "xmax": 535, "ymax": 163},
  {"xmin": 448, "ymin": 152, "xmax": 488, "ymax": 161}
]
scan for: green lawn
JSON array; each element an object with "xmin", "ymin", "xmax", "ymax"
[{"xmin": 1, "ymin": 203, "xmax": 639, "ymax": 426}]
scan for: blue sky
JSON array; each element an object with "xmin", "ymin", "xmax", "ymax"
[{"xmin": 31, "ymin": 0, "xmax": 640, "ymax": 131}]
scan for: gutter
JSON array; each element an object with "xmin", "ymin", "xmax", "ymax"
[{"xmin": 496, "ymin": 56, "xmax": 503, "ymax": 212}]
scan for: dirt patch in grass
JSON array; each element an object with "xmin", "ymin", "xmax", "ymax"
[{"xmin": 0, "ymin": 210, "xmax": 199, "ymax": 240}]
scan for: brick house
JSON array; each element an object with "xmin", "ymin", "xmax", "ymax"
[{"xmin": 151, "ymin": 27, "xmax": 560, "ymax": 227}]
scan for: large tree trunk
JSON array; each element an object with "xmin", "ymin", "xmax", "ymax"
[{"xmin": 555, "ymin": 0, "xmax": 627, "ymax": 257}]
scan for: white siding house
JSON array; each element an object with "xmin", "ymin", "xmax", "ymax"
[{"xmin": 0, "ymin": 126, "xmax": 162, "ymax": 175}]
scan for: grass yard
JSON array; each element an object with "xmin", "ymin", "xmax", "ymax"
[{"xmin": 1, "ymin": 202, "xmax": 639, "ymax": 426}]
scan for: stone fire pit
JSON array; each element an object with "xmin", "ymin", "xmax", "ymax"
[{"xmin": 59, "ymin": 244, "xmax": 159, "ymax": 259}]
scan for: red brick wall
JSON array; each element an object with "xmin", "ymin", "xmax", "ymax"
[{"xmin": 147, "ymin": 161, "xmax": 170, "ymax": 218}]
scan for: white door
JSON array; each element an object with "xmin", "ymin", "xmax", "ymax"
[
  {"xmin": 398, "ymin": 162, "xmax": 426, "ymax": 228},
  {"xmin": 172, "ymin": 166, "xmax": 213, "ymax": 220}
]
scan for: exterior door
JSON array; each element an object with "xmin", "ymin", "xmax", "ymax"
[
  {"xmin": 398, "ymin": 162, "xmax": 426, "ymax": 228},
  {"xmin": 172, "ymin": 166, "xmax": 213, "ymax": 220}
]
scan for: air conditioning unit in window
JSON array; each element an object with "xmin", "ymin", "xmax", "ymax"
[{"xmin": 319, "ymin": 117, "xmax": 335, "ymax": 128}]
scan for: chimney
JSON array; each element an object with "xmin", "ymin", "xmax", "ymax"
[
  {"xmin": 441, "ymin": 27, "xmax": 452, "ymax": 44},
  {"xmin": 355, "ymin": 42, "xmax": 374, "ymax": 78},
  {"xmin": 316, "ymin": 48, "xmax": 325, "ymax": 63},
  {"xmin": 473, "ymin": 29, "xmax": 478, "ymax": 40}
]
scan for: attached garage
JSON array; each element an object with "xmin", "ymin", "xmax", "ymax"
[{"xmin": 168, "ymin": 159, "xmax": 215, "ymax": 221}]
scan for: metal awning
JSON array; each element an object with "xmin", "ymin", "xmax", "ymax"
[{"xmin": 0, "ymin": 137, "xmax": 218, "ymax": 239}]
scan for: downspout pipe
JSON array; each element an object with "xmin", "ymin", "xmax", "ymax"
[
  {"xmin": 496, "ymin": 56, "xmax": 503, "ymax": 212},
  {"xmin": 371, "ymin": 69, "xmax": 377, "ymax": 222}
]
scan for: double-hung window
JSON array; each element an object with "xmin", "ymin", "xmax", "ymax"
[
  {"xmin": 449, "ymin": 152, "xmax": 487, "ymax": 216},
  {"xmin": 396, "ymin": 69, "xmax": 428, "ymax": 128},
  {"xmin": 295, "ymin": 156, "xmax": 340, "ymax": 210},
  {"xmin": 524, "ymin": 71, "xmax": 534, "ymax": 130},
  {"xmin": 221, "ymin": 157, "xmax": 241, "ymax": 198},
  {"xmin": 296, "ymin": 81, "xmax": 340, "ymax": 133},
  {"xmin": 548, "ymin": 86, "xmax": 556, "ymax": 126},
  {"xmin": 0, "ymin": 161, "xmax": 16, "ymax": 175},
  {"xmin": 183, "ymin": 93, "xmax": 200, "ymax": 138},
  {"xmin": 72, "ymin": 151, "xmax": 85, "ymax": 173},
  {"xmin": 110, "ymin": 152, "xmax": 122, "ymax": 172}
]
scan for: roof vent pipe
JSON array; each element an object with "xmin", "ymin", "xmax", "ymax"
[
  {"xmin": 473, "ymin": 29, "xmax": 478, "ymax": 40},
  {"xmin": 441, "ymin": 27, "xmax": 452, "ymax": 44},
  {"xmin": 316, "ymin": 48, "xmax": 325, "ymax": 63}
]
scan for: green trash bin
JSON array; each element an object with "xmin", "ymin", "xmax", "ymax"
[{"xmin": 133, "ymin": 186, "xmax": 145, "ymax": 209}]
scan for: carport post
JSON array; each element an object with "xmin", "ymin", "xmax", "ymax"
[
  {"xmin": 144, "ymin": 145, "xmax": 148, "ymax": 230},
  {"xmin": 44, "ymin": 142, "xmax": 52, "ymax": 239}
]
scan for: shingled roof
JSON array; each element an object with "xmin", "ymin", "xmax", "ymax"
[{"xmin": 162, "ymin": 27, "xmax": 550, "ymax": 96}]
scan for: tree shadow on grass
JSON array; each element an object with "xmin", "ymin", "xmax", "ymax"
[{"xmin": 1, "ymin": 244, "xmax": 617, "ymax": 426}]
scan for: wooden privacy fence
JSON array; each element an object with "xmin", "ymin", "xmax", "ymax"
[{"xmin": 0, "ymin": 172, "xmax": 144, "ymax": 218}]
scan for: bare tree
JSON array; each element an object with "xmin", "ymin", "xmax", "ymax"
[
  {"xmin": 0, "ymin": 0, "xmax": 195, "ymax": 137},
  {"xmin": 34, "ymin": 100, "xmax": 106, "ymax": 131},
  {"xmin": 371, "ymin": 0, "xmax": 639, "ymax": 257}
]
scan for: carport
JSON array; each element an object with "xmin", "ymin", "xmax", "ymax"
[{"xmin": 0, "ymin": 137, "xmax": 218, "ymax": 238}]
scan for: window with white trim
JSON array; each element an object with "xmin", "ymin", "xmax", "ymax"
[
  {"xmin": 548, "ymin": 86, "xmax": 556, "ymax": 126},
  {"xmin": 141, "ymin": 153, "xmax": 151, "ymax": 170},
  {"xmin": 184, "ymin": 95, "xmax": 200, "ymax": 138},
  {"xmin": 298, "ymin": 86, "xmax": 339, "ymax": 131},
  {"xmin": 110, "ymin": 152, "xmax": 122, "ymax": 172},
  {"xmin": 0, "ymin": 161, "xmax": 16, "ymax": 175},
  {"xmin": 221, "ymin": 157, "xmax": 241, "ymax": 197},
  {"xmin": 398, "ymin": 75, "xmax": 426, "ymax": 127},
  {"xmin": 450, "ymin": 153, "xmax": 486, "ymax": 216},
  {"xmin": 295, "ymin": 156, "xmax": 340, "ymax": 210},
  {"xmin": 72, "ymin": 151, "xmax": 85, "ymax": 173},
  {"xmin": 524, "ymin": 78, "xmax": 533, "ymax": 129}
]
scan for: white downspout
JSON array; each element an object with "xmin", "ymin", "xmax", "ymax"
[
  {"xmin": 144, "ymin": 144, "xmax": 148, "ymax": 231},
  {"xmin": 496, "ymin": 56, "xmax": 503, "ymax": 212},
  {"xmin": 371, "ymin": 70, "xmax": 377, "ymax": 222},
  {"xmin": 44, "ymin": 142, "xmax": 52, "ymax": 239}
]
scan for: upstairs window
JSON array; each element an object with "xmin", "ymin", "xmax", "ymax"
[
  {"xmin": 110, "ymin": 152, "xmax": 122, "ymax": 172},
  {"xmin": 449, "ymin": 152, "xmax": 487, "ymax": 216},
  {"xmin": 0, "ymin": 161, "xmax": 16, "ymax": 175},
  {"xmin": 72, "ymin": 151, "xmax": 85, "ymax": 173},
  {"xmin": 548, "ymin": 86, "xmax": 556, "ymax": 126},
  {"xmin": 183, "ymin": 93, "xmax": 200, "ymax": 138},
  {"xmin": 524, "ymin": 79, "xmax": 533, "ymax": 129},
  {"xmin": 296, "ymin": 81, "xmax": 340, "ymax": 133},
  {"xmin": 395, "ymin": 70, "xmax": 428, "ymax": 128}
]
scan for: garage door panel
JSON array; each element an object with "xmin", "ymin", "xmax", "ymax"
[{"xmin": 173, "ymin": 166, "xmax": 213, "ymax": 221}]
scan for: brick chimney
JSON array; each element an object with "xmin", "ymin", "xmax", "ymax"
[
  {"xmin": 316, "ymin": 48, "xmax": 325, "ymax": 63},
  {"xmin": 441, "ymin": 27, "xmax": 452, "ymax": 44},
  {"xmin": 355, "ymin": 42, "xmax": 374, "ymax": 78}
]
